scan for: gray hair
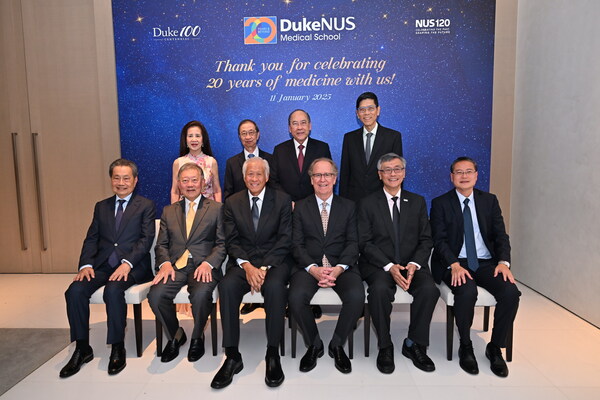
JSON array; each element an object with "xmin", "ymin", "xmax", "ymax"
[
  {"xmin": 376, "ymin": 153, "xmax": 406, "ymax": 170},
  {"xmin": 242, "ymin": 156, "xmax": 270, "ymax": 178}
]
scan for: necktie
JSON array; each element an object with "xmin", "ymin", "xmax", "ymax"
[
  {"xmin": 392, "ymin": 196, "xmax": 401, "ymax": 264},
  {"xmin": 365, "ymin": 132, "xmax": 373, "ymax": 163},
  {"xmin": 320, "ymin": 202, "xmax": 331, "ymax": 267},
  {"xmin": 297, "ymin": 144, "xmax": 305, "ymax": 171},
  {"xmin": 463, "ymin": 198, "xmax": 479, "ymax": 271},
  {"xmin": 175, "ymin": 201, "xmax": 196, "ymax": 269},
  {"xmin": 108, "ymin": 199, "xmax": 126, "ymax": 268},
  {"xmin": 251, "ymin": 197, "xmax": 260, "ymax": 231},
  {"xmin": 248, "ymin": 153, "xmax": 255, "ymax": 159}
]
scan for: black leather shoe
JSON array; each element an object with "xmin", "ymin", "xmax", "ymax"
[
  {"xmin": 108, "ymin": 344, "xmax": 126, "ymax": 375},
  {"xmin": 240, "ymin": 303, "xmax": 260, "ymax": 315},
  {"xmin": 161, "ymin": 327, "xmax": 187, "ymax": 363},
  {"xmin": 59, "ymin": 346, "xmax": 94, "ymax": 378},
  {"xmin": 299, "ymin": 345, "xmax": 324, "ymax": 372},
  {"xmin": 188, "ymin": 337, "xmax": 205, "ymax": 362},
  {"xmin": 211, "ymin": 357, "xmax": 244, "ymax": 389},
  {"xmin": 402, "ymin": 340, "xmax": 435, "ymax": 372},
  {"xmin": 485, "ymin": 342, "xmax": 508, "ymax": 377},
  {"xmin": 265, "ymin": 355, "xmax": 285, "ymax": 387},
  {"xmin": 376, "ymin": 345, "xmax": 395, "ymax": 374},
  {"xmin": 311, "ymin": 305, "xmax": 323, "ymax": 319},
  {"xmin": 329, "ymin": 345, "xmax": 351, "ymax": 374},
  {"xmin": 458, "ymin": 342, "xmax": 479, "ymax": 375}
]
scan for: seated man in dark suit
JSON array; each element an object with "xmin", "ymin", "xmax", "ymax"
[
  {"xmin": 224, "ymin": 119, "xmax": 273, "ymax": 315},
  {"xmin": 430, "ymin": 156, "xmax": 520, "ymax": 377},
  {"xmin": 289, "ymin": 158, "xmax": 364, "ymax": 374},
  {"xmin": 148, "ymin": 162, "xmax": 225, "ymax": 363},
  {"xmin": 271, "ymin": 109, "xmax": 332, "ymax": 203},
  {"xmin": 212, "ymin": 156, "xmax": 292, "ymax": 389},
  {"xmin": 61, "ymin": 159, "xmax": 156, "ymax": 378},
  {"xmin": 340, "ymin": 92, "xmax": 403, "ymax": 202},
  {"xmin": 358, "ymin": 153, "xmax": 439, "ymax": 374}
]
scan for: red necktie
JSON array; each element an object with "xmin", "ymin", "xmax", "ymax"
[{"xmin": 298, "ymin": 144, "xmax": 305, "ymax": 171}]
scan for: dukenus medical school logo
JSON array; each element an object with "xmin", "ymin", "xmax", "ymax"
[
  {"xmin": 244, "ymin": 16, "xmax": 356, "ymax": 44},
  {"xmin": 244, "ymin": 17, "xmax": 278, "ymax": 44}
]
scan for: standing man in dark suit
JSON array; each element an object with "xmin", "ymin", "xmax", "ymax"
[
  {"xmin": 271, "ymin": 109, "xmax": 332, "ymax": 202},
  {"xmin": 148, "ymin": 162, "xmax": 225, "ymax": 363},
  {"xmin": 223, "ymin": 119, "xmax": 273, "ymax": 200},
  {"xmin": 340, "ymin": 92, "xmax": 403, "ymax": 202},
  {"xmin": 224, "ymin": 119, "xmax": 273, "ymax": 315},
  {"xmin": 430, "ymin": 156, "xmax": 520, "ymax": 377},
  {"xmin": 358, "ymin": 153, "xmax": 439, "ymax": 374},
  {"xmin": 211, "ymin": 157, "xmax": 292, "ymax": 389},
  {"xmin": 289, "ymin": 158, "xmax": 364, "ymax": 374},
  {"xmin": 61, "ymin": 159, "xmax": 156, "ymax": 378}
]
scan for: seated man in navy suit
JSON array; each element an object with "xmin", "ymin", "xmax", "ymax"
[
  {"xmin": 430, "ymin": 156, "xmax": 520, "ymax": 377},
  {"xmin": 61, "ymin": 159, "xmax": 156, "ymax": 378}
]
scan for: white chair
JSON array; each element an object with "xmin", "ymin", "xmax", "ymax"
[
  {"xmin": 437, "ymin": 282, "xmax": 513, "ymax": 362},
  {"xmin": 89, "ymin": 219, "xmax": 160, "ymax": 357},
  {"xmin": 363, "ymin": 283, "xmax": 414, "ymax": 357}
]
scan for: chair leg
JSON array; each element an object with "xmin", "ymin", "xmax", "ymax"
[
  {"xmin": 155, "ymin": 318, "xmax": 163, "ymax": 357},
  {"xmin": 483, "ymin": 306, "xmax": 490, "ymax": 332},
  {"xmin": 133, "ymin": 303, "xmax": 143, "ymax": 357},
  {"xmin": 506, "ymin": 323, "xmax": 513, "ymax": 362},
  {"xmin": 211, "ymin": 303, "xmax": 218, "ymax": 356},
  {"xmin": 291, "ymin": 316, "xmax": 297, "ymax": 358},
  {"xmin": 446, "ymin": 305, "xmax": 455, "ymax": 361},
  {"xmin": 364, "ymin": 304, "xmax": 370, "ymax": 357},
  {"xmin": 348, "ymin": 325, "xmax": 354, "ymax": 360}
]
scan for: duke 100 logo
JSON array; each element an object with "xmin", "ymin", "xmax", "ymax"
[{"xmin": 152, "ymin": 25, "xmax": 201, "ymax": 40}]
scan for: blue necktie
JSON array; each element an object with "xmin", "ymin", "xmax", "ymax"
[
  {"xmin": 109, "ymin": 199, "xmax": 126, "ymax": 268},
  {"xmin": 248, "ymin": 153, "xmax": 255, "ymax": 159},
  {"xmin": 251, "ymin": 197, "xmax": 259, "ymax": 231},
  {"xmin": 463, "ymin": 198, "xmax": 479, "ymax": 271}
]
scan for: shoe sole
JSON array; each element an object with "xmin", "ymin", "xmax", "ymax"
[
  {"xmin": 210, "ymin": 362, "xmax": 243, "ymax": 389},
  {"xmin": 401, "ymin": 347, "xmax": 435, "ymax": 372}
]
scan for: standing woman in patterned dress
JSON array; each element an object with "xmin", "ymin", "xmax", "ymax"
[{"xmin": 170, "ymin": 120, "xmax": 222, "ymax": 203}]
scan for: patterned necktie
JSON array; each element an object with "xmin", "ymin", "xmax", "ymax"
[
  {"xmin": 365, "ymin": 132, "xmax": 373, "ymax": 163},
  {"xmin": 463, "ymin": 198, "xmax": 479, "ymax": 271},
  {"xmin": 175, "ymin": 201, "xmax": 196, "ymax": 269},
  {"xmin": 392, "ymin": 196, "xmax": 401, "ymax": 264},
  {"xmin": 321, "ymin": 202, "xmax": 331, "ymax": 267},
  {"xmin": 251, "ymin": 197, "xmax": 260, "ymax": 231},
  {"xmin": 108, "ymin": 199, "xmax": 126, "ymax": 268},
  {"xmin": 297, "ymin": 144, "xmax": 305, "ymax": 171}
]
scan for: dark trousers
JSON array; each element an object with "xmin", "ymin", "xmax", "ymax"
[
  {"xmin": 65, "ymin": 267, "xmax": 138, "ymax": 344},
  {"xmin": 219, "ymin": 265, "xmax": 290, "ymax": 348},
  {"xmin": 288, "ymin": 268, "xmax": 364, "ymax": 348},
  {"xmin": 442, "ymin": 260, "xmax": 520, "ymax": 347},
  {"xmin": 148, "ymin": 262, "xmax": 219, "ymax": 340},
  {"xmin": 365, "ymin": 268, "xmax": 439, "ymax": 349}
]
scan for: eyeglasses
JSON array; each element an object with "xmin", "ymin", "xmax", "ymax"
[
  {"xmin": 180, "ymin": 178, "xmax": 201, "ymax": 184},
  {"xmin": 310, "ymin": 172, "xmax": 336, "ymax": 179},
  {"xmin": 357, "ymin": 105, "xmax": 377, "ymax": 114},
  {"xmin": 240, "ymin": 130, "xmax": 257, "ymax": 137},
  {"xmin": 378, "ymin": 167, "xmax": 405, "ymax": 175},
  {"xmin": 112, "ymin": 176, "xmax": 132, "ymax": 183},
  {"xmin": 452, "ymin": 170, "xmax": 476, "ymax": 177},
  {"xmin": 291, "ymin": 120, "xmax": 309, "ymax": 127}
]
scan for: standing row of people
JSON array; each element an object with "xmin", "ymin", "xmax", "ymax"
[{"xmin": 60, "ymin": 92, "xmax": 520, "ymax": 388}]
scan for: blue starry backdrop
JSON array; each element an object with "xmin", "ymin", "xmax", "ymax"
[{"xmin": 112, "ymin": 0, "xmax": 495, "ymax": 212}]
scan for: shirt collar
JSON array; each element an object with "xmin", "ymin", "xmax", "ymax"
[
  {"xmin": 383, "ymin": 187, "xmax": 402, "ymax": 202},
  {"xmin": 244, "ymin": 148, "xmax": 259, "ymax": 159},
  {"xmin": 248, "ymin": 187, "xmax": 266, "ymax": 201},
  {"xmin": 363, "ymin": 122, "xmax": 379, "ymax": 135},
  {"xmin": 293, "ymin": 138, "xmax": 308, "ymax": 148},
  {"xmin": 315, "ymin": 194, "xmax": 333, "ymax": 208},
  {"xmin": 115, "ymin": 193, "xmax": 133, "ymax": 203}
]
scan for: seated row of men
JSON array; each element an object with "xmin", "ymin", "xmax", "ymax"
[{"xmin": 61, "ymin": 153, "xmax": 520, "ymax": 388}]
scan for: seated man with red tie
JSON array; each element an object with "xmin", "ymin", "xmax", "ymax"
[
  {"xmin": 61, "ymin": 159, "xmax": 156, "ymax": 377},
  {"xmin": 289, "ymin": 158, "xmax": 364, "ymax": 374},
  {"xmin": 430, "ymin": 156, "xmax": 520, "ymax": 377}
]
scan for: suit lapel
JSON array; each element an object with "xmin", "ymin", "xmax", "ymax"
[
  {"xmin": 308, "ymin": 196, "xmax": 325, "ymax": 238},
  {"xmin": 235, "ymin": 152, "xmax": 245, "ymax": 170},
  {"xmin": 473, "ymin": 190, "xmax": 487, "ymax": 238},
  {"xmin": 188, "ymin": 197, "xmax": 209, "ymax": 240},
  {"xmin": 106, "ymin": 196, "xmax": 117, "ymax": 236},
  {"xmin": 286, "ymin": 140, "xmax": 301, "ymax": 176},
  {"xmin": 176, "ymin": 199, "xmax": 187, "ymax": 240},
  {"xmin": 368, "ymin": 126, "xmax": 386, "ymax": 168},
  {"xmin": 376, "ymin": 191, "xmax": 396, "ymax": 242},
  {"xmin": 398, "ymin": 191, "xmax": 411, "ymax": 240},
  {"xmin": 116, "ymin": 195, "xmax": 138, "ymax": 237},
  {"xmin": 352, "ymin": 130, "xmax": 368, "ymax": 169},
  {"xmin": 257, "ymin": 189, "xmax": 274, "ymax": 235},
  {"xmin": 450, "ymin": 190, "xmax": 464, "ymax": 237}
]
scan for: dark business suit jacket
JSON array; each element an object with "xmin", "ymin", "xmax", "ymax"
[
  {"xmin": 223, "ymin": 187, "xmax": 293, "ymax": 270},
  {"xmin": 429, "ymin": 188, "xmax": 511, "ymax": 284},
  {"xmin": 339, "ymin": 125, "xmax": 403, "ymax": 202},
  {"xmin": 223, "ymin": 149, "xmax": 273, "ymax": 200},
  {"xmin": 79, "ymin": 193, "xmax": 156, "ymax": 283},
  {"xmin": 155, "ymin": 197, "xmax": 226, "ymax": 277},
  {"xmin": 271, "ymin": 137, "xmax": 332, "ymax": 201},
  {"xmin": 358, "ymin": 189, "xmax": 432, "ymax": 279},
  {"xmin": 292, "ymin": 194, "xmax": 359, "ymax": 271}
]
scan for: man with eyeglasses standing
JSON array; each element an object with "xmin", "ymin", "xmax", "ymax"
[
  {"xmin": 224, "ymin": 119, "xmax": 273, "ymax": 315},
  {"xmin": 289, "ymin": 158, "xmax": 364, "ymax": 374},
  {"xmin": 430, "ymin": 157, "xmax": 520, "ymax": 377},
  {"xmin": 224, "ymin": 119, "xmax": 273, "ymax": 201},
  {"xmin": 340, "ymin": 92, "xmax": 403, "ymax": 202},
  {"xmin": 358, "ymin": 153, "xmax": 439, "ymax": 374}
]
